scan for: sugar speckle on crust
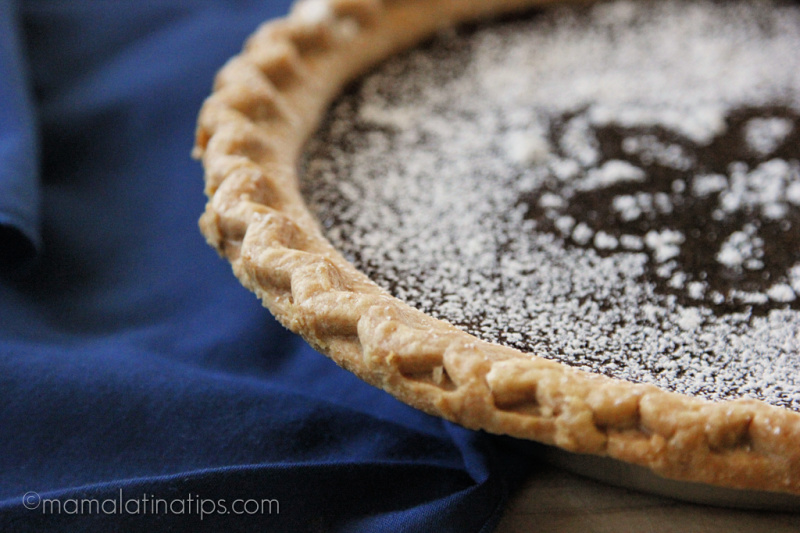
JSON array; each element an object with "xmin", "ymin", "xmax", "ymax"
[
  {"xmin": 294, "ymin": 0, "xmax": 332, "ymax": 25},
  {"xmin": 301, "ymin": 0, "xmax": 800, "ymax": 411}
]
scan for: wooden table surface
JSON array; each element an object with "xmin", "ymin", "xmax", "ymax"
[{"xmin": 497, "ymin": 463, "xmax": 800, "ymax": 533}]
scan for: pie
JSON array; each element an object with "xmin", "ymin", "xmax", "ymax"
[{"xmin": 194, "ymin": 0, "xmax": 800, "ymax": 497}]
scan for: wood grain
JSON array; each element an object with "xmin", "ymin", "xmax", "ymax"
[{"xmin": 497, "ymin": 464, "xmax": 800, "ymax": 533}]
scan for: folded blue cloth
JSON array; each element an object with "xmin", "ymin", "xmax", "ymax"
[
  {"xmin": 0, "ymin": 0, "xmax": 40, "ymax": 270},
  {"xmin": 0, "ymin": 1, "xmax": 535, "ymax": 530}
]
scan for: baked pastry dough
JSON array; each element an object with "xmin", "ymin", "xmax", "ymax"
[{"xmin": 194, "ymin": 0, "xmax": 800, "ymax": 496}]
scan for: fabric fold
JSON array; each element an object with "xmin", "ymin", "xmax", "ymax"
[{"xmin": 0, "ymin": 0, "xmax": 41, "ymax": 271}]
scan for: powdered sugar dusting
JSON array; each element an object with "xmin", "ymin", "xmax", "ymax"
[{"xmin": 301, "ymin": 0, "xmax": 800, "ymax": 411}]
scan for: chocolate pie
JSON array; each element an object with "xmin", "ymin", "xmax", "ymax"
[{"xmin": 194, "ymin": 0, "xmax": 800, "ymax": 497}]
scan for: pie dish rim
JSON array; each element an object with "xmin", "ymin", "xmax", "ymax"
[{"xmin": 193, "ymin": 0, "xmax": 800, "ymax": 496}]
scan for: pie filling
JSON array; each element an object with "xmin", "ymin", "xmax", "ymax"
[{"xmin": 300, "ymin": 0, "xmax": 800, "ymax": 411}]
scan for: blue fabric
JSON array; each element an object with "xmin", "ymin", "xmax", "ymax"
[
  {"xmin": 0, "ymin": 1, "xmax": 535, "ymax": 531},
  {"xmin": 0, "ymin": 0, "xmax": 40, "ymax": 270}
]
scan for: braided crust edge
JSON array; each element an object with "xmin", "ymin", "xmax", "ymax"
[{"xmin": 194, "ymin": 0, "xmax": 800, "ymax": 495}]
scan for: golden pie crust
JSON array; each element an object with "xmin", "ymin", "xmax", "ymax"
[{"xmin": 194, "ymin": 0, "xmax": 800, "ymax": 496}]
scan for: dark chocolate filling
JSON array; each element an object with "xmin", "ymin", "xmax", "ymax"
[
  {"xmin": 521, "ymin": 105, "xmax": 800, "ymax": 315},
  {"xmin": 300, "ymin": 0, "xmax": 800, "ymax": 409}
]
